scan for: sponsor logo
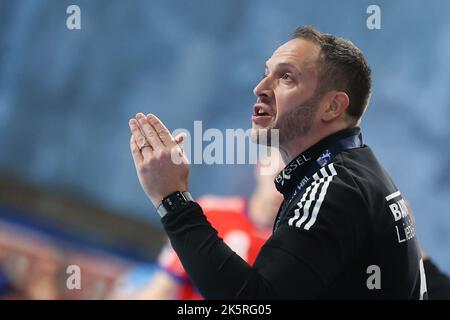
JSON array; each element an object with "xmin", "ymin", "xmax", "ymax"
[
  {"xmin": 316, "ymin": 149, "xmax": 332, "ymax": 167},
  {"xmin": 385, "ymin": 191, "xmax": 416, "ymax": 243}
]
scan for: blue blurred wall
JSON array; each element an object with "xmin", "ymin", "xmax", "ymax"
[{"xmin": 0, "ymin": 0, "xmax": 449, "ymax": 270}]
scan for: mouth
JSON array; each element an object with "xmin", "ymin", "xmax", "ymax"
[
  {"xmin": 252, "ymin": 104, "xmax": 274, "ymax": 125},
  {"xmin": 253, "ymin": 104, "xmax": 272, "ymax": 116}
]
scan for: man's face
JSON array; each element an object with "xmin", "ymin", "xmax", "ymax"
[{"xmin": 251, "ymin": 38, "xmax": 323, "ymax": 146}]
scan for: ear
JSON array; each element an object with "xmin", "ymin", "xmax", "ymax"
[{"xmin": 322, "ymin": 91, "xmax": 350, "ymax": 122}]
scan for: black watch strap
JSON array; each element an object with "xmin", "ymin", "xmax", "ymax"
[{"xmin": 157, "ymin": 191, "xmax": 194, "ymax": 218}]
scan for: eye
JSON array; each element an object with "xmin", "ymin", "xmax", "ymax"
[{"xmin": 281, "ymin": 73, "xmax": 292, "ymax": 80}]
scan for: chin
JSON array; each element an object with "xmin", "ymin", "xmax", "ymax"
[
  {"xmin": 251, "ymin": 127, "xmax": 280, "ymax": 147},
  {"xmin": 251, "ymin": 127, "xmax": 267, "ymax": 145},
  {"xmin": 250, "ymin": 129, "xmax": 258, "ymax": 144}
]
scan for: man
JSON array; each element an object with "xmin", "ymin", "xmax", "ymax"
[
  {"xmin": 128, "ymin": 164, "xmax": 283, "ymax": 300},
  {"xmin": 128, "ymin": 26, "xmax": 427, "ymax": 299}
]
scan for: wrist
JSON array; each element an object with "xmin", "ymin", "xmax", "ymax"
[{"xmin": 156, "ymin": 191, "xmax": 194, "ymax": 218}]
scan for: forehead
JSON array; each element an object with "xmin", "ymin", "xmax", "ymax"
[{"xmin": 266, "ymin": 38, "xmax": 321, "ymax": 71}]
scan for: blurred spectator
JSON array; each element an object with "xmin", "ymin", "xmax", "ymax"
[{"xmin": 422, "ymin": 250, "xmax": 450, "ymax": 300}]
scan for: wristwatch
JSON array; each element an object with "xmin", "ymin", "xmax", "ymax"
[{"xmin": 157, "ymin": 191, "xmax": 194, "ymax": 218}]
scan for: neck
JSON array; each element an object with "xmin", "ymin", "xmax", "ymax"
[{"xmin": 278, "ymin": 137, "xmax": 315, "ymax": 165}]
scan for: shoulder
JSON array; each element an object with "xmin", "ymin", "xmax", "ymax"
[
  {"xmin": 336, "ymin": 147, "xmax": 401, "ymax": 209},
  {"xmin": 305, "ymin": 161, "xmax": 364, "ymax": 203},
  {"xmin": 283, "ymin": 161, "xmax": 368, "ymax": 231}
]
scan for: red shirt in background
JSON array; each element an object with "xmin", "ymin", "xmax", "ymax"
[{"xmin": 157, "ymin": 196, "xmax": 270, "ymax": 300}]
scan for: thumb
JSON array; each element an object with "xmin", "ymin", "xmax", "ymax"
[
  {"xmin": 171, "ymin": 132, "xmax": 189, "ymax": 165},
  {"xmin": 174, "ymin": 132, "xmax": 187, "ymax": 145}
]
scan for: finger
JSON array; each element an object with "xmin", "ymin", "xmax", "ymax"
[
  {"xmin": 174, "ymin": 132, "xmax": 187, "ymax": 145},
  {"xmin": 129, "ymin": 134, "xmax": 143, "ymax": 165},
  {"xmin": 146, "ymin": 114, "xmax": 176, "ymax": 147},
  {"xmin": 174, "ymin": 132, "xmax": 187, "ymax": 152},
  {"xmin": 135, "ymin": 113, "xmax": 164, "ymax": 150},
  {"xmin": 129, "ymin": 118, "xmax": 153, "ymax": 158}
]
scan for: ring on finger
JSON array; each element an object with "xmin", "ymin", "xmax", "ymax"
[{"xmin": 139, "ymin": 143, "xmax": 151, "ymax": 152}]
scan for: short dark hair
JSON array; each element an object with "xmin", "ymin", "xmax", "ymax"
[{"xmin": 290, "ymin": 26, "xmax": 372, "ymax": 119}]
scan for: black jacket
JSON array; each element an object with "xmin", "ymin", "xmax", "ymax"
[{"xmin": 161, "ymin": 127, "xmax": 426, "ymax": 299}]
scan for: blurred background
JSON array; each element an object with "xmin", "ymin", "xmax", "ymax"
[{"xmin": 0, "ymin": 0, "xmax": 449, "ymax": 299}]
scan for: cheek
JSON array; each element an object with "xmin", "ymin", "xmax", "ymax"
[
  {"xmin": 277, "ymin": 83, "xmax": 314, "ymax": 109},
  {"xmin": 274, "ymin": 89, "xmax": 301, "ymax": 115}
]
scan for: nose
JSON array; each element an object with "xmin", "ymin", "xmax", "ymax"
[{"xmin": 253, "ymin": 76, "xmax": 273, "ymax": 99}]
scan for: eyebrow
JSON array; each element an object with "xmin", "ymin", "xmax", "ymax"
[{"xmin": 265, "ymin": 62, "xmax": 302, "ymax": 75}]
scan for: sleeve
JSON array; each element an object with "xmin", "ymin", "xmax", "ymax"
[{"xmin": 161, "ymin": 167, "xmax": 369, "ymax": 299}]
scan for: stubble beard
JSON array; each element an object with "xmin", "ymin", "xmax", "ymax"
[
  {"xmin": 267, "ymin": 93, "xmax": 322, "ymax": 146},
  {"xmin": 253, "ymin": 92, "xmax": 322, "ymax": 147},
  {"xmin": 277, "ymin": 94, "xmax": 320, "ymax": 145}
]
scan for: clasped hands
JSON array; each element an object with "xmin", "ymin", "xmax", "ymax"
[{"xmin": 129, "ymin": 113, "xmax": 189, "ymax": 208}]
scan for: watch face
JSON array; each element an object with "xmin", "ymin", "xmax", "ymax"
[
  {"xmin": 158, "ymin": 192, "xmax": 192, "ymax": 218},
  {"xmin": 163, "ymin": 191, "xmax": 188, "ymax": 211}
]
